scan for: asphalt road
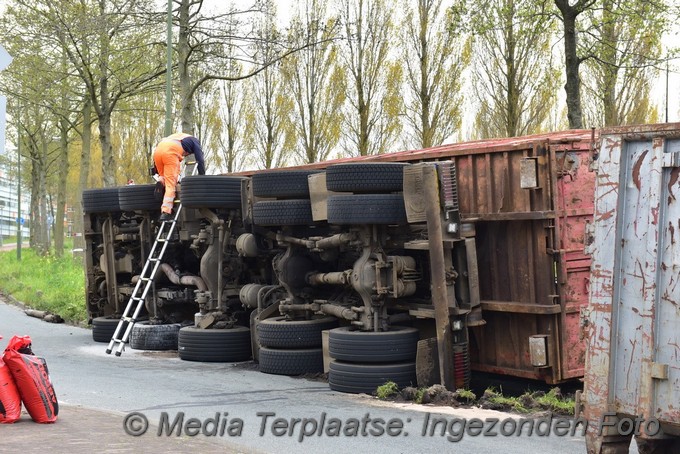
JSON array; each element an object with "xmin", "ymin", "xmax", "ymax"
[{"xmin": 0, "ymin": 301, "xmax": 612, "ymax": 454}]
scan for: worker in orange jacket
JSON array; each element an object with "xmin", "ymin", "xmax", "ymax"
[{"xmin": 153, "ymin": 132, "xmax": 206, "ymax": 221}]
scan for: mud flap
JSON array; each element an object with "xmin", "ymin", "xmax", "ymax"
[{"xmin": 416, "ymin": 338, "xmax": 440, "ymax": 388}]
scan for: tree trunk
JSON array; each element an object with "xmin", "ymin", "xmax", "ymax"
[
  {"xmin": 557, "ymin": 2, "xmax": 584, "ymax": 129},
  {"xmin": 505, "ymin": 0, "xmax": 518, "ymax": 137},
  {"xmin": 98, "ymin": 109, "xmax": 115, "ymax": 187},
  {"xmin": 96, "ymin": 0, "xmax": 115, "ymax": 187},
  {"xmin": 74, "ymin": 99, "xmax": 92, "ymax": 251},
  {"xmin": 29, "ymin": 161, "xmax": 39, "ymax": 250},
  {"xmin": 38, "ymin": 140, "xmax": 49, "ymax": 255},
  {"xmin": 601, "ymin": 0, "xmax": 618, "ymax": 126},
  {"xmin": 28, "ymin": 137, "xmax": 49, "ymax": 256},
  {"xmin": 419, "ymin": 0, "xmax": 432, "ymax": 148},
  {"xmin": 178, "ymin": 0, "xmax": 193, "ymax": 135},
  {"xmin": 54, "ymin": 120, "xmax": 68, "ymax": 258}
]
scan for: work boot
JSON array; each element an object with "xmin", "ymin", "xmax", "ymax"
[{"xmin": 159, "ymin": 212, "xmax": 173, "ymax": 222}]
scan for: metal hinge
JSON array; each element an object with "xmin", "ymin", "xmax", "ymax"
[
  {"xmin": 651, "ymin": 362, "xmax": 669, "ymax": 380},
  {"xmin": 663, "ymin": 152, "xmax": 680, "ymax": 168},
  {"xmin": 584, "ymin": 221, "xmax": 596, "ymax": 255}
]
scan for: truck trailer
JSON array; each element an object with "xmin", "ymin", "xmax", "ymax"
[{"xmin": 82, "ymin": 127, "xmax": 596, "ymax": 393}]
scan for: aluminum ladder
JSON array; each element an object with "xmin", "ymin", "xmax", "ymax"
[{"xmin": 106, "ymin": 159, "xmax": 197, "ymax": 356}]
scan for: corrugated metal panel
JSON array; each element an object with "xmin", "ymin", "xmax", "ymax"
[{"xmin": 585, "ymin": 124, "xmax": 680, "ymax": 449}]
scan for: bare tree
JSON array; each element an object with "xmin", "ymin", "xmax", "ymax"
[
  {"xmin": 470, "ymin": 0, "xmax": 559, "ymax": 138},
  {"xmin": 218, "ymin": 78, "xmax": 250, "ymax": 173},
  {"xmin": 339, "ymin": 0, "xmax": 402, "ymax": 156},
  {"xmin": 245, "ymin": 0, "xmax": 295, "ymax": 169},
  {"xmin": 45, "ymin": 0, "xmax": 166, "ymax": 187},
  {"xmin": 402, "ymin": 0, "xmax": 469, "ymax": 148},
  {"xmin": 0, "ymin": 2, "xmax": 85, "ymax": 255},
  {"xmin": 283, "ymin": 0, "xmax": 344, "ymax": 164},
  {"xmin": 554, "ymin": 0, "xmax": 594, "ymax": 129},
  {"xmin": 582, "ymin": 0, "xmax": 664, "ymax": 126}
]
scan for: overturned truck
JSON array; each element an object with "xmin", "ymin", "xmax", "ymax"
[{"xmin": 82, "ymin": 128, "xmax": 596, "ymax": 393}]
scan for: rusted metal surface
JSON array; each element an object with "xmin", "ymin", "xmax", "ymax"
[
  {"xmin": 584, "ymin": 125, "xmax": 680, "ymax": 451},
  {"xmin": 236, "ymin": 129, "xmax": 599, "ymax": 384}
]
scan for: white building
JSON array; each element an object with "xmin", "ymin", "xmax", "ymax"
[{"xmin": 0, "ymin": 159, "xmax": 30, "ymax": 242}]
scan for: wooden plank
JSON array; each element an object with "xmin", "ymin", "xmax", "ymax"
[
  {"xmin": 422, "ymin": 164, "xmax": 455, "ymax": 390},
  {"xmin": 481, "ymin": 300, "xmax": 562, "ymax": 314},
  {"xmin": 462, "ymin": 211, "xmax": 556, "ymax": 221}
]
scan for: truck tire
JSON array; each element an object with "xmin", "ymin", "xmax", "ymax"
[
  {"xmin": 326, "ymin": 163, "xmax": 408, "ymax": 193},
  {"xmin": 119, "ymin": 184, "xmax": 159, "ymax": 211},
  {"xmin": 252, "ymin": 200, "xmax": 314, "ymax": 226},
  {"xmin": 329, "ymin": 326, "xmax": 419, "ymax": 363},
  {"xmin": 180, "ymin": 175, "xmax": 245, "ymax": 209},
  {"xmin": 258, "ymin": 347, "xmax": 323, "ymax": 375},
  {"xmin": 128, "ymin": 321, "xmax": 181, "ymax": 351},
  {"xmin": 252, "ymin": 170, "xmax": 319, "ymax": 199},
  {"xmin": 92, "ymin": 316, "xmax": 128, "ymax": 343},
  {"xmin": 257, "ymin": 316, "xmax": 338, "ymax": 349},
  {"xmin": 327, "ymin": 194, "xmax": 407, "ymax": 225},
  {"xmin": 178, "ymin": 326, "xmax": 251, "ymax": 362},
  {"xmin": 83, "ymin": 188, "xmax": 121, "ymax": 213},
  {"xmin": 328, "ymin": 361, "xmax": 416, "ymax": 394}
]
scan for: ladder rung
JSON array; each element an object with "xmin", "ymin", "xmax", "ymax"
[{"xmin": 107, "ymin": 170, "xmax": 192, "ymax": 358}]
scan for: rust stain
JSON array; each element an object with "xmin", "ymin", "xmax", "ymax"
[
  {"xmin": 669, "ymin": 167, "xmax": 680, "ymax": 205},
  {"xmin": 626, "ymin": 338, "xmax": 637, "ymax": 387},
  {"xmin": 662, "ymin": 292, "xmax": 678, "ymax": 307},
  {"xmin": 651, "ymin": 206, "xmax": 659, "ymax": 225},
  {"xmin": 632, "ymin": 150, "xmax": 649, "ymax": 190},
  {"xmin": 670, "ymin": 222, "xmax": 676, "ymax": 245},
  {"xmin": 596, "ymin": 209, "xmax": 615, "ymax": 221}
]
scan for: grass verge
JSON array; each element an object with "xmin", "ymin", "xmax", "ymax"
[
  {"xmin": 0, "ymin": 244, "xmax": 86, "ymax": 324},
  {"xmin": 384, "ymin": 383, "xmax": 576, "ymax": 416}
]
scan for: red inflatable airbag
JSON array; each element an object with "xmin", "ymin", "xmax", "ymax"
[
  {"xmin": 3, "ymin": 335, "xmax": 58, "ymax": 423},
  {"xmin": 0, "ymin": 336, "xmax": 22, "ymax": 424}
]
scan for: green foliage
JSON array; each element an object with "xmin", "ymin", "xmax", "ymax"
[
  {"xmin": 483, "ymin": 387, "xmax": 532, "ymax": 413},
  {"xmin": 0, "ymin": 246, "xmax": 86, "ymax": 323},
  {"xmin": 283, "ymin": 0, "xmax": 345, "ymax": 164},
  {"xmin": 376, "ymin": 381, "xmax": 400, "ymax": 400},
  {"xmin": 581, "ymin": 0, "xmax": 667, "ymax": 127},
  {"xmin": 455, "ymin": 388, "xmax": 476, "ymax": 402},
  {"xmin": 339, "ymin": 0, "xmax": 402, "ymax": 156},
  {"xmin": 482, "ymin": 387, "xmax": 575, "ymax": 415},
  {"xmin": 413, "ymin": 388, "xmax": 426, "ymax": 404},
  {"xmin": 469, "ymin": 0, "xmax": 559, "ymax": 139},
  {"xmin": 401, "ymin": 0, "xmax": 469, "ymax": 148},
  {"xmin": 533, "ymin": 388, "xmax": 575, "ymax": 414}
]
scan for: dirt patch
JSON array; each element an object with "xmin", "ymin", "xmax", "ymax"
[{"xmin": 380, "ymin": 384, "xmax": 575, "ymax": 418}]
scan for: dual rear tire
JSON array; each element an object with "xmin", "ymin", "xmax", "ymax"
[
  {"xmin": 328, "ymin": 326, "xmax": 418, "ymax": 394},
  {"xmin": 256, "ymin": 316, "xmax": 338, "ymax": 375}
]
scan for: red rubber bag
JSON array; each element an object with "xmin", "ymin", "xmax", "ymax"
[
  {"xmin": 0, "ymin": 336, "xmax": 22, "ymax": 423},
  {"xmin": 3, "ymin": 335, "xmax": 58, "ymax": 423}
]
